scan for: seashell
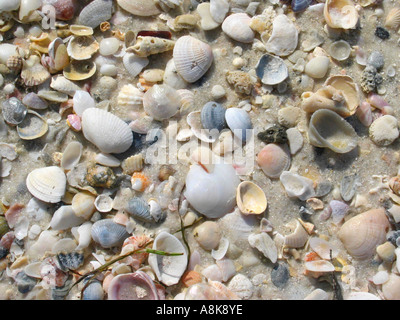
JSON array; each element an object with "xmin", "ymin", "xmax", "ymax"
[
  {"xmin": 22, "ymin": 92, "xmax": 48, "ymax": 111},
  {"xmin": 193, "ymin": 221, "xmax": 221, "ymax": 251},
  {"xmin": 323, "ymin": 0, "xmax": 359, "ymax": 30},
  {"xmin": 86, "ymin": 165, "xmax": 118, "ymax": 189},
  {"xmin": 73, "ymin": 90, "xmax": 96, "ymax": 116},
  {"xmin": 42, "ymin": 0, "xmax": 77, "ymax": 21},
  {"xmin": 382, "ymin": 274, "xmax": 400, "ymax": 300},
  {"xmin": 61, "ymin": 141, "xmax": 83, "ymax": 171},
  {"xmin": 385, "ymin": 7, "xmax": 400, "ymax": 30},
  {"xmin": 185, "ymin": 162, "xmax": 240, "ymax": 219},
  {"xmin": 129, "ymin": 116, "xmax": 156, "ymax": 134},
  {"xmin": 127, "ymin": 36, "xmax": 175, "ymax": 58},
  {"xmin": 389, "ymin": 176, "xmax": 400, "ymax": 196},
  {"xmin": 6, "ymin": 55, "xmax": 23, "ymax": 73},
  {"xmin": 222, "ymin": 13, "xmax": 255, "ymax": 44},
  {"xmin": 69, "ymin": 25, "xmax": 94, "ymax": 36},
  {"xmin": 131, "ymin": 172, "xmax": 150, "ymax": 192},
  {"xmin": 38, "ymin": 90, "xmax": 69, "ymax": 103},
  {"xmin": 71, "ymin": 192, "xmax": 96, "ymax": 220},
  {"xmin": 340, "ymin": 174, "xmax": 358, "ymax": 202},
  {"xmin": 248, "ymin": 232, "xmax": 277, "ymax": 263},
  {"xmin": 369, "ymin": 115, "xmax": 399, "ymax": 147},
  {"xmin": 257, "ymin": 144, "xmax": 291, "ymax": 179},
  {"xmin": 57, "ymin": 251, "xmax": 84, "ymax": 272},
  {"xmin": 201, "ymin": 102, "xmax": 227, "ymax": 132},
  {"xmin": 17, "ymin": 110, "xmax": 48, "ymax": 140},
  {"xmin": 67, "ymin": 114, "xmax": 82, "ymax": 132},
  {"xmin": 149, "ymin": 199, "xmax": 162, "ymax": 222},
  {"xmin": 0, "ymin": 143, "xmax": 17, "ymax": 161},
  {"xmin": 304, "ymin": 56, "xmax": 330, "ymax": 79},
  {"xmin": 304, "ymin": 260, "xmax": 335, "ymax": 273},
  {"xmin": 67, "ymin": 36, "xmax": 99, "ymax": 61},
  {"xmin": 309, "ymin": 237, "xmax": 338, "ymax": 260},
  {"xmin": 255, "ymin": 53, "xmax": 288, "ymax": 86},
  {"xmin": 187, "ymin": 111, "xmax": 218, "ymax": 143},
  {"xmin": 82, "ymin": 280, "xmax": 104, "ymax": 300},
  {"xmin": 117, "ymin": 84, "xmax": 144, "ymax": 111},
  {"xmin": 63, "ymin": 60, "xmax": 96, "ymax": 81},
  {"xmin": 265, "ymin": 14, "xmax": 298, "ymax": 57},
  {"xmin": 2, "ymin": 97, "xmax": 27, "ymax": 126},
  {"xmin": 292, "ymin": 0, "xmax": 312, "ymax": 12},
  {"xmin": 197, "ymin": 2, "xmax": 219, "ymax": 30},
  {"xmin": 94, "ymin": 194, "xmax": 113, "ymax": 213},
  {"xmin": 236, "ymin": 181, "xmax": 267, "ymax": 215},
  {"xmin": 329, "ymin": 40, "xmax": 351, "ymax": 61},
  {"xmin": 338, "ymin": 208, "xmax": 390, "ymax": 260},
  {"xmin": 271, "ymin": 263, "xmax": 290, "ymax": 288},
  {"xmin": 95, "ymin": 153, "xmax": 121, "ymax": 168},
  {"xmin": 0, "ymin": 44, "xmax": 21, "ymax": 64},
  {"xmin": 157, "ymin": 0, "xmax": 183, "ymax": 12},
  {"xmin": 173, "ymin": 35, "xmax": 214, "ymax": 83},
  {"xmin": 91, "ymin": 219, "xmax": 130, "ymax": 248},
  {"xmin": 148, "ymin": 231, "xmax": 188, "ymax": 286},
  {"xmin": 0, "ymin": 0, "xmax": 21, "ymax": 13},
  {"xmin": 122, "ymin": 154, "xmax": 144, "ymax": 175},
  {"xmin": 78, "ymin": 0, "xmax": 113, "ymax": 29},
  {"xmin": 116, "ymin": 0, "xmax": 161, "ymax": 17},
  {"xmin": 50, "ymin": 75, "xmax": 81, "ymax": 97},
  {"xmin": 26, "ymin": 166, "xmax": 67, "ymax": 203},
  {"xmin": 163, "ymin": 59, "xmax": 187, "ymax": 90},
  {"xmin": 50, "ymin": 205, "xmax": 85, "ymax": 230},
  {"xmin": 123, "ymin": 52, "xmax": 149, "ymax": 78},
  {"xmin": 19, "ymin": 0, "xmax": 41, "ymax": 22},
  {"xmin": 210, "ymin": 0, "xmax": 229, "ymax": 24},
  {"xmin": 108, "ymin": 271, "xmax": 161, "ymax": 300},
  {"xmin": 21, "ymin": 55, "xmax": 50, "ymax": 87},
  {"xmin": 99, "ymin": 37, "xmax": 121, "ymax": 56},
  {"xmin": 125, "ymin": 197, "xmax": 153, "ymax": 223},
  {"xmin": 211, "ymin": 237, "xmax": 230, "ymax": 261},
  {"xmin": 308, "ymin": 109, "xmax": 358, "ymax": 153},
  {"xmin": 280, "ymin": 171, "xmax": 315, "ymax": 201},
  {"xmin": 81, "ymin": 108, "xmax": 133, "ymax": 154},
  {"xmin": 330, "ymin": 200, "xmax": 349, "ymax": 225},
  {"xmin": 142, "ymin": 84, "xmax": 181, "ymax": 121},
  {"xmin": 225, "ymin": 108, "xmax": 253, "ymax": 143},
  {"xmin": 284, "ymin": 220, "xmax": 309, "ymax": 248}
]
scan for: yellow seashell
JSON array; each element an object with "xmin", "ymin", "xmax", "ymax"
[
  {"xmin": 236, "ymin": 181, "xmax": 267, "ymax": 215},
  {"xmin": 385, "ymin": 7, "xmax": 400, "ymax": 30}
]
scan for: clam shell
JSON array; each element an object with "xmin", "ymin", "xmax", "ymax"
[
  {"xmin": 63, "ymin": 60, "xmax": 96, "ymax": 81},
  {"xmin": 143, "ymin": 84, "xmax": 181, "ymax": 121},
  {"xmin": 81, "ymin": 108, "xmax": 133, "ymax": 154},
  {"xmin": 194, "ymin": 221, "xmax": 221, "ymax": 251},
  {"xmin": 329, "ymin": 40, "xmax": 351, "ymax": 61},
  {"xmin": 69, "ymin": 25, "xmax": 94, "ymax": 36},
  {"xmin": 385, "ymin": 7, "xmax": 400, "ymax": 30},
  {"xmin": 222, "ymin": 13, "xmax": 255, "ymax": 44},
  {"xmin": 82, "ymin": 280, "xmax": 104, "ymax": 300},
  {"xmin": 61, "ymin": 141, "xmax": 83, "ymax": 170},
  {"xmin": 22, "ymin": 93, "xmax": 48, "ymax": 110},
  {"xmin": 163, "ymin": 59, "xmax": 188, "ymax": 89},
  {"xmin": 21, "ymin": 55, "xmax": 51, "ymax": 87},
  {"xmin": 123, "ymin": 52, "xmax": 149, "ymax": 78},
  {"xmin": 304, "ymin": 260, "xmax": 335, "ymax": 273},
  {"xmin": 338, "ymin": 208, "xmax": 390, "ymax": 260},
  {"xmin": 125, "ymin": 197, "xmax": 153, "ymax": 223},
  {"xmin": 256, "ymin": 54, "xmax": 289, "ymax": 85},
  {"xmin": 210, "ymin": 0, "xmax": 229, "ymax": 24},
  {"xmin": 37, "ymin": 90, "xmax": 69, "ymax": 103},
  {"xmin": 257, "ymin": 144, "xmax": 291, "ymax": 179},
  {"xmin": 17, "ymin": 110, "xmax": 48, "ymax": 140},
  {"xmin": 71, "ymin": 191, "xmax": 96, "ymax": 220},
  {"xmin": 91, "ymin": 219, "xmax": 130, "ymax": 248},
  {"xmin": 117, "ymin": 0, "xmax": 161, "ymax": 16},
  {"xmin": 324, "ymin": 0, "xmax": 359, "ymax": 29},
  {"xmin": 173, "ymin": 35, "xmax": 214, "ymax": 83},
  {"xmin": 67, "ymin": 36, "xmax": 99, "ymax": 60},
  {"xmin": 94, "ymin": 194, "xmax": 113, "ymax": 213},
  {"xmin": 201, "ymin": 101, "xmax": 227, "ymax": 132},
  {"xmin": 2, "ymin": 97, "xmax": 27, "ymax": 126},
  {"xmin": 148, "ymin": 231, "xmax": 188, "ymax": 286},
  {"xmin": 225, "ymin": 108, "xmax": 253, "ymax": 143},
  {"xmin": 265, "ymin": 14, "xmax": 298, "ymax": 57},
  {"xmin": 73, "ymin": 90, "xmax": 96, "ymax": 116},
  {"xmin": 211, "ymin": 237, "xmax": 230, "ymax": 261},
  {"xmin": 78, "ymin": 0, "xmax": 113, "ymax": 29},
  {"xmin": 95, "ymin": 153, "xmax": 121, "ymax": 167},
  {"xmin": 127, "ymin": 36, "xmax": 175, "ymax": 57},
  {"xmin": 236, "ymin": 181, "xmax": 267, "ymax": 215},
  {"xmin": 26, "ymin": 166, "xmax": 67, "ymax": 203},
  {"xmin": 50, "ymin": 75, "xmax": 81, "ymax": 97},
  {"xmin": 279, "ymin": 171, "xmax": 315, "ymax": 201}
]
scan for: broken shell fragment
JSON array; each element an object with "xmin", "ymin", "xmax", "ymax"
[
  {"xmin": 255, "ymin": 54, "xmax": 288, "ymax": 86},
  {"xmin": 61, "ymin": 141, "xmax": 83, "ymax": 171},
  {"xmin": 248, "ymin": 232, "xmax": 277, "ymax": 263},
  {"xmin": 236, "ymin": 181, "xmax": 267, "ymax": 215},
  {"xmin": 21, "ymin": 55, "xmax": 51, "ymax": 87},
  {"xmin": 63, "ymin": 60, "xmax": 96, "ymax": 81},
  {"xmin": 127, "ymin": 36, "xmax": 175, "ymax": 57},
  {"xmin": 279, "ymin": 171, "xmax": 316, "ymax": 201},
  {"xmin": 284, "ymin": 220, "xmax": 309, "ymax": 248},
  {"xmin": 323, "ymin": 0, "xmax": 359, "ymax": 29},
  {"xmin": 2, "ymin": 97, "xmax": 27, "ymax": 126},
  {"xmin": 265, "ymin": 14, "xmax": 298, "ymax": 57},
  {"xmin": 17, "ymin": 110, "xmax": 49, "ymax": 140}
]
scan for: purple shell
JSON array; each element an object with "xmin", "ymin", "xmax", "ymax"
[
  {"xmin": 291, "ymin": 0, "xmax": 312, "ymax": 12},
  {"xmin": 22, "ymin": 92, "xmax": 49, "ymax": 110}
]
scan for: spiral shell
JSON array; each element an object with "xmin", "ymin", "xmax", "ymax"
[{"xmin": 127, "ymin": 36, "xmax": 175, "ymax": 57}]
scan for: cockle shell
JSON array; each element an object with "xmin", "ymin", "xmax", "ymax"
[
  {"xmin": 63, "ymin": 60, "xmax": 96, "ymax": 81},
  {"xmin": 236, "ymin": 181, "xmax": 267, "ymax": 215},
  {"xmin": 78, "ymin": 0, "xmax": 113, "ymax": 29},
  {"xmin": 91, "ymin": 219, "xmax": 130, "ymax": 248},
  {"xmin": 143, "ymin": 84, "xmax": 181, "ymax": 121},
  {"xmin": 222, "ymin": 13, "xmax": 255, "ymax": 44},
  {"xmin": 173, "ymin": 35, "xmax": 214, "ymax": 83},
  {"xmin": 26, "ymin": 166, "xmax": 67, "ymax": 203},
  {"xmin": 280, "ymin": 171, "xmax": 315, "ymax": 201},
  {"xmin": 21, "ymin": 55, "xmax": 50, "ymax": 87},
  {"xmin": 67, "ymin": 36, "xmax": 99, "ymax": 60},
  {"xmin": 71, "ymin": 191, "xmax": 96, "ymax": 220},
  {"xmin": 81, "ymin": 108, "xmax": 133, "ymax": 154},
  {"xmin": 148, "ymin": 231, "xmax": 188, "ymax": 286},
  {"xmin": 308, "ymin": 109, "xmax": 358, "ymax": 153},
  {"xmin": 17, "ymin": 110, "xmax": 48, "ymax": 140},
  {"xmin": 257, "ymin": 144, "xmax": 291, "ymax": 179},
  {"xmin": 123, "ymin": 52, "xmax": 149, "ymax": 78},
  {"xmin": 126, "ymin": 197, "xmax": 153, "ymax": 223},
  {"xmin": 385, "ymin": 7, "xmax": 400, "ymax": 30},
  {"xmin": 265, "ymin": 14, "xmax": 298, "ymax": 57},
  {"xmin": 338, "ymin": 208, "xmax": 390, "ymax": 260},
  {"xmin": 201, "ymin": 101, "xmax": 227, "ymax": 132},
  {"xmin": 323, "ymin": 0, "xmax": 359, "ymax": 30},
  {"xmin": 117, "ymin": 0, "xmax": 161, "ymax": 17},
  {"xmin": 127, "ymin": 36, "xmax": 175, "ymax": 57}
]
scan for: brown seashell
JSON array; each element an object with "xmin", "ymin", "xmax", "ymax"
[
  {"xmin": 385, "ymin": 7, "xmax": 400, "ymax": 30},
  {"xmin": 100, "ymin": 21, "xmax": 111, "ymax": 32},
  {"xmin": 389, "ymin": 176, "xmax": 400, "ymax": 196},
  {"xmin": 137, "ymin": 30, "xmax": 172, "ymax": 40},
  {"xmin": 6, "ymin": 55, "xmax": 23, "ymax": 73},
  {"xmin": 181, "ymin": 270, "xmax": 202, "ymax": 287}
]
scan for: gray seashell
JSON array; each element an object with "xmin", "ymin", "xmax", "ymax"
[
  {"xmin": 15, "ymin": 271, "xmax": 37, "ymax": 294},
  {"xmin": 57, "ymin": 251, "xmax": 84, "ymax": 272},
  {"xmin": 225, "ymin": 107, "xmax": 253, "ymax": 142},
  {"xmin": 126, "ymin": 197, "xmax": 153, "ymax": 223},
  {"xmin": 271, "ymin": 263, "xmax": 289, "ymax": 288},
  {"xmin": 367, "ymin": 51, "xmax": 385, "ymax": 70},
  {"xmin": 91, "ymin": 219, "xmax": 130, "ymax": 248},
  {"xmin": 52, "ymin": 280, "xmax": 73, "ymax": 300},
  {"xmin": 329, "ymin": 40, "xmax": 351, "ymax": 61},
  {"xmin": 82, "ymin": 280, "xmax": 104, "ymax": 300},
  {"xmin": 201, "ymin": 101, "xmax": 227, "ymax": 131},
  {"xmin": 256, "ymin": 54, "xmax": 288, "ymax": 86},
  {"xmin": 2, "ymin": 97, "xmax": 27, "ymax": 126},
  {"xmin": 315, "ymin": 180, "xmax": 332, "ymax": 197},
  {"xmin": 78, "ymin": 0, "xmax": 113, "ymax": 29},
  {"xmin": 340, "ymin": 174, "xmax": 358, "ymax": 202},
  {"xmin": 22, "ymin": 92, "xmax": 48, "ymax": 110}
]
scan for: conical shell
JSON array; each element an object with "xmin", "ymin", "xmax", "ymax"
[
  {"xmin": 26, "ymin": 166, "xmax": 67, "ymax": 203},
  {"xmin": 236, "ymin": 181, "xmax": 267, "ymax": 215},
  {"xmin": 338, "ymin": 208, "xmax": 390, "ymax": 260},
  {"xmin": 127, "ymin": 36, "xmax": 175, "ymax": 57},
  {"xmin": 323, "ymin": 0, "xmax": 359, "ymax": 29},
  {"xmin": 82, "ymin": 108, "xmax": 133, "ymax": 154},
  {"xmin": 173, "ymin": 35, "xmax": 214, "ymax": 83}
]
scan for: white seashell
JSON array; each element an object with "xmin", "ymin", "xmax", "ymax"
[
  {"xmin": 173, "ymin": 35, "xmax": 214, "ymax": 83},
  {"xmin": 225, "ymin": 108, "xmax": 253, "ymax": 143},
  {"xmin": 0, "ymin": 0, "xmax": 20, "ymax": 13},
  {"xmin": 219, "ymin": 209, "xmax": 256, "ymax": 242},
  {"xmin": 329, "ymin": 40, "xmax": 351, "ymax": 61},
  {"xmin": 265, "ymin": 14, "xmax": 298, "ymax": 57},
  {"xmin": 185, "ymin": 162, "xmax": 240, "ymax": 219},
  {"xmin": 248, "ymin": 232, "xmax": 278, "ymax": 263},
  {"xmin": 255, "ymin": 54, "xmax": 288, "ymax": 86},
  {"xmin": 210, "ymin": 0, "xmax": 229, "ymax": 24},
  {"xmin": 211, "ymin": 237, "xmax": 230, "ymax": 260},
  {"xmin": 372, "ymin": 270, "xmax": 389, "ymax": 285},
  {"xmin": 304, "ymin": 56, "xmax": 330, "ymax": 79},
  {"xmin": 127, "ymin": 36, "xmax": 175, "ymax": 57},
  {"xmin": 75, "ymin": 221, "xmax": 93, "ymax": 251},
  {"xmin": 50, "ymin": 205, "xmax": 86, "ymax": 230},
  {"xmin": 382, "ymin": 273, "xmax": 400, "ymax": 300},
  {"xmin": 99, "ymin": 37, "xmax": 121, "ymax": 56},
  {"xmin": 123, "ymin": 52, "xmax": 149, "ymax": 78},
  {"xmin": 304, "ymin": 260, "xmax": 335, "ymax": 273},
  {"xmin": 286, "ymin": 128, "xmax": 303, "ymax": 155},
  {"xmin": 0, "ymin": 44, "xmax": 20, "ymax": 64},
  {"xmin": 148, "ymin": 231, "xmax": 188, "ymax": 286},
  {"xmin": 227, "ymin": 274, "xmax": 253, "ymax": 300},
  {"xmin": 50, "ymin": 76, "xmax": 81, "ymax": 97},
  {"xmin": 236, "ymin": 181, "xmax": 267, "ymax": 215},
  {"xmin": 73, "ymin": 90, "xmax": 96, "ymax": 117},
  {"xmin": 149, "ymin": 199, "xmax": 162, "ymax": 222},
  {"xmin": 284, "ymin": 220, "xmax": 309, "ymax": 248},
  {"xmin": 280, "ymin": 171, "xmax": 315, "ymax": 201},
  {"xmin": 309, "ymin": 237, "xmax": 338, "ymax": 260},
  {"xmin": 187, "ymin": 111, "xmax": 218, "ymax": 143},
  {"xmin": 52, "ymin": 238, "xmax": 77, "ymax": 254},
  {"xmin": 346, "ymin": 292, "xmax": 380, "ymax": 300},
  {"xmin": 94, "ymin": 194, "xmax": 113, "ymax": 213},
  {"xmin": 369, "ymin": 115, "xmax": 399, "ymax": 147},
  {"xmin": 324, "ymin": 0, "xmax": 358, "ymax": 30},
  {"xmin": 81, "ymin": 108, "xmax": 133, "ymax": 154},
  {"xmin": 216, "ymin": 258, "xmax": 236, "ymax": 282},
  {"xmin": 19, "ymin": 0, "xmax": 41, "ymax": 21},
  {"xmin": 143, "ymin": 84, "xmax": 181, "ymax": 121},
  {"xmin": 24, "ymin": 262, "xmax": 42, "ymax": 279},
  {"xmin": 202, "ymin": 264, "xmax": 223, "ymax": 282},
  {"xmin": 117, "ymin": 0, "xmax": 161, "ymax": 16},
  {"xmin": 194, "ymin": 221, "xmax": 221, "ymax": 251},
  {"xmin": 304, "ymin": 289, "xmax": 330, "ymax": 300},
  {"xmin": 117, "ymin": 84, "xmax": 144, "ymax": 110},
  {"xmin": 71, "ymin": 192, "xmax": 96, "ymax": 220},
  {"xmin": 197, "ymin": 3, "xmax": 219, "ymax": 30},
  {"xmin": 257, "ymin": 144, "xmax": 291, "ymax": 179},
  {"xmin": 26, "ymin": 166, "xmax": 67, "ymax": 203},
  {"xmin": 95, "ymin": 153, "xmax": 121, "ymax": 167},
  {"xmin": 163, "ymin": 59, "xmax": 188, "ymax": 89},
  {"xmin": 61, "ymin": 141, "xmax": 83, "ymax": 170},
  {"xmin": 100, "ymin": 64, "xmax": 118, "ymax": 77},
  {"xmin": 222, "ymin": 13, "xmax": 255, "ymax": 44},
  {"xmin": 129, "ymin": 115, "xmax": 157, "ymax": 134},
  {"xmin": 385, "ymin": 7, "xmax": 400, "ymax": 30}
]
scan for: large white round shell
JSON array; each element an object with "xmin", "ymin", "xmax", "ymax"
[
  {"xmin": 279, "ymin": 171, "xmax": 315, "ymax": 201},
  {"xmin": 265, "ymin": 14, "xmax": 299, "ymax": 57},
  {"xmin": 222, "ymin": 13, "xmax": 255, "ymax": 43},
  {"xmin": 81, "ymin": 108, "xmax": 133, "ymax": 154},
  {"xmin": 26, "ymin": 166, "xmax": 67, "ymax": 203},
  {"xmin": 142, "ymin": 84, "xmax": 181, "ymax": 121},
  {"xmin": 173, "ymin": 35, "xmax": 214, "ymax": 83},
  {"xmin": 148, "ymin": 231, "xmax": 188, "ymax": 286}
]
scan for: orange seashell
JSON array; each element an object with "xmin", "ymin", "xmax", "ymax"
[
  {"xmin": 389, "ymin": 176, "xmax": 400, "ymax": 196},
  {"xmin": 131, "ymin": 172, "xmax": 150, "ymax": 192},
  {"xmin": 121, "ymin": 235, "xmax": 152, "ymax": 269},
  {"xmin": 181, "ymin": 270, "xmax": 202, "ymax": 287},
  {"xmin": 304, "ymin": 251, "xmax": 320, "ymax": 262}
]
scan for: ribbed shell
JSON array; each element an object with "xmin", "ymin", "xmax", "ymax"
[
  {"xmin": 81, "ymin": 108, "xmax": 133, "ymax": 154},
  {"xmin": 173, "ymin": 35, "xmax": 214, "ymax": 83},
  {"xmin": 116, "ymin": 0, "xmax": 161, "ymax": 16},
  {"xmin": 91, "ymin": 219, "xmax": 130, "ymax": 248},
  {"xmin": 117, "ymin": 84, "xmax": 144, "ymax": 110},
  {"xmin": 78, "ymin": 0, "xmax": 113, "ymax": 29},
  {"xmin": 126, "ymin": 197, "xmax": 152, "ymax": 223},
  {"xmin": 257, "ymin": 144, "xmax": 291, "ymax": 179},
  {"xmin": 82, "ymin": 280, "xmax": 104, "ymax": 300},
  {"xmin": 201, "ymin": 102, "xmax": 227, "ymax": 131},
  {"xmin": 225, "ymin": 108, "xmax": 252, "ymax": 142},
  {"xmin": 385, "ymin": 7, "xmax": 400, "ymax": 30}
]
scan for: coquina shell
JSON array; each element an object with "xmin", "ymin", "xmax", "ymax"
[
  {"xmin": 148, "ymin": 231, "xmax": 188, "ymax": 286},
  {"xmin": 81, "ymin": 108, "xmax": 133, "ymax": 154},
  {"xmin": 236, "ymin": 181, "xmax": 267, "ymax": 215},
  {"xmin": 26, "ymin": 166, "xmax": 67, "ymax": 203},
  {"xmin": 338, "ymin": 208, "xmax": 390, "ymax": 260},
  {"xmin": 324, "ymin": 0, "xmax": 359, "ymax": 29},
  {"xmin": 173, "ymin": 35, "xmax": 214, "ymax": 83},
  {"xmin": 265, "ymin": 14, "xmax": 298, "ymax": 57},
  {"xmin": 91, "ymin": 219, "xmax": 130, "ymax": 248},
  {"xmin": 222, "ymin": 13, "xmax": 255, "ymax": 44},
  {"xmin": 142, "ymin": 84, "xmax": 181, "ymax": 121}
]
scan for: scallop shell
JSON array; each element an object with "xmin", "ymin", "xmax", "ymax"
[
  {"xmin": 222, "ymin": 13, "xmax": 255, "ymax": 44},
  {"xmin": 173, "ymin": 35, "xmax": 214, "ymax": 83},
  {"xmin": 81, "ymin": 108, "xmax": 133, "ymax": 154},
  {"xmin": 265, "ymin": 14, "xmax": 298, "ymax": 57},
  {"xmin": 279, "ymin": 171, "xmax": 315, "ymax": 201},
  {"xmin": 236, "ymin": 181, "xmax": 267, "ymax": 215},
  {"xmin": 117, "ymin": 84, "xmax": 144, "ymax": 110},
  {"xmin": 78, "ymin": 0, "xmax": 113, "ymax": 29},
  {"xmin": 324, "ymin": 0, "xmax": 359, "ymax": 30},
  {"xmin": 284, "ymin": 220, "xmax": 309, "ymax": 248},
  {"xmin": 63, "ymin": 60, "xmax": 96, "ymax": 81},
  {"xmin": 17, "ymin": 110, "xmax": 49, "ymax": 140},
  {"xmin": 50, "ymin": 75, "xmax": 81, "ymax": 97},
  {"xmin": 26, "ymin": 166, "xmax": 67, "ymax": 203},
  {"xmin": 338, "ymin": 208, "xmax": 390, "ymax": 260},
  {"xmin": 61, "ymin": 141, "xmax": 83, "ymax": 170},
  {"xmin": 329, "ymin": 40, "xmax": 351, "ymax": 61},
  {"xmin": 91, "ymin": 219, "xmax": 130, "ymax": 248},
  {"xmin": 257, "ymin": 144, "xmax": 291, "ymax": 179},
  {"xmin": 117, "ymin": 0, "xmax": 161, "ymax": 16},
  {"xmin": 123, "ymin": 52, "xmax": 149, "ymax": 78},
  {"xmin": 385, "ymin": 7, "xmax": 400, "ymax": 30},
  {"xmin": 148, "ymin": 231, "xmax": 188, "ymax": 286},
  {"xmin": 143, "ymin": 84, "xmax": 181, "ymax": 121},
  {"xmin": 21, "ymin": 55, "xmax": 51, "ymax": 87},
  {"xmin": 67, "ymin": 36, "xmax": 99, "ymax": 60},
  {"xmin": 225, "ymin": 108, "xmax": 253, "ymax": 143},
  {"xmin": 127, "ymin": 36, "xmax": 175, "ymax": 57},
  {"xmin": 308, "ymin": 109, "xmax": 358, "ymax": 153},
  {"xmin": 125, "ymin": 197, "xmax": 153, "ymax": 223},
  {"xmin": 255, "ymin": 54, "xmax": 289, "ymax": 86},
  {"xmin": 69, "ymin": 25, "xmax": 94, "ymax": 36}
]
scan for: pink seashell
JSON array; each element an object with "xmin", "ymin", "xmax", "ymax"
[
  {"xmin": 120, "ymin": 235, "xmax": 152, "ymax": 269},
  {"xmin": 40, "ymin": 257, "xmax": 69, "ymax": 287},
  {"xmin": 102, "ymin": 272, "xmax": 114, "ymax": 293},
  {"xmin": 356, "ymin": 101, "xmax": 373, "ymax": 127},
  {"xmin": 67, "ymin": 113, "xmax": 81, "ymax": 131},
  {"xmin": 0, "ymin": 231, "xmax": 15, "ymax": 250},
  {"xmin": 5, "ymin": 203, "xmax": 25, "ymax": 228},
  {"xmin": 367, "ymin": 93, "xmax": 390, "ymax": 110}
]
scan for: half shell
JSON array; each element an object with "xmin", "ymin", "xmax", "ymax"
[
  {"xmin": 265, "ymin": 14, "xmax": 298, "ymax": 57},
  {"xmin": 256, "ymin": 54, "xmax": 288, "ymax": 85},
  {"xmin": 225, "ymin": 108, "xmax": 253, "ymax": 143},
  {"xmin": 257, "ymin": 144, "xmax": 291, "ymax": 179},
  {"xmin": 17, "ymin": 110, "xmax": 49, "ymax": 140},
  {"xmin": 63, "ymin": 60, "xmax": 96, "ymax": 81},
  {"xmin": 385, "ymin": 7, "xmax": 400, "ymax": 30},
  {"xmin": 67, "ymin": 36, "xmax": 99, "ymax": 60},
  {"xmin": 91, "ymin": 219, "xmax": 130, "ymax": 248},
  {"xmin": 324, "ymin": 0, "xmax": 359, "ymax": 29},
  {"xmin": 222, "ymin": 13, "xmax": 255, "ymax": 44},
  {"xmin": 78, "ymin": 0, "xmax": 113, "ymax": 29},
  {"xmin": 236, "ymin": 181, "xmax": 267, "ymax": 215}
]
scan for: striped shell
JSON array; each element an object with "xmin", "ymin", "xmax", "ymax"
[
  {"xmin": 122, "ymin": 154, "xmax": 144, "ymax": 175},
  {"xmin": 126, "ymin": 197, "xmax": 153, "ymax": 223},
  {"xmin": 284, "ymin": 220, "xmax": 309, "ymax": 248},
  {"xmin": 117, "ymin": 84, "xmax": 144, "ymax": 110},
  {"xmin": 91, "ymin": 219, "xmax": 130, "ymax": 248},
  {"xmin": 78, "ymin": 0, "xmax": 113, "ymax": 29},
  {"xmin": 385, "ymin": 7, "xmax": 400, "ymax": 30}
]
